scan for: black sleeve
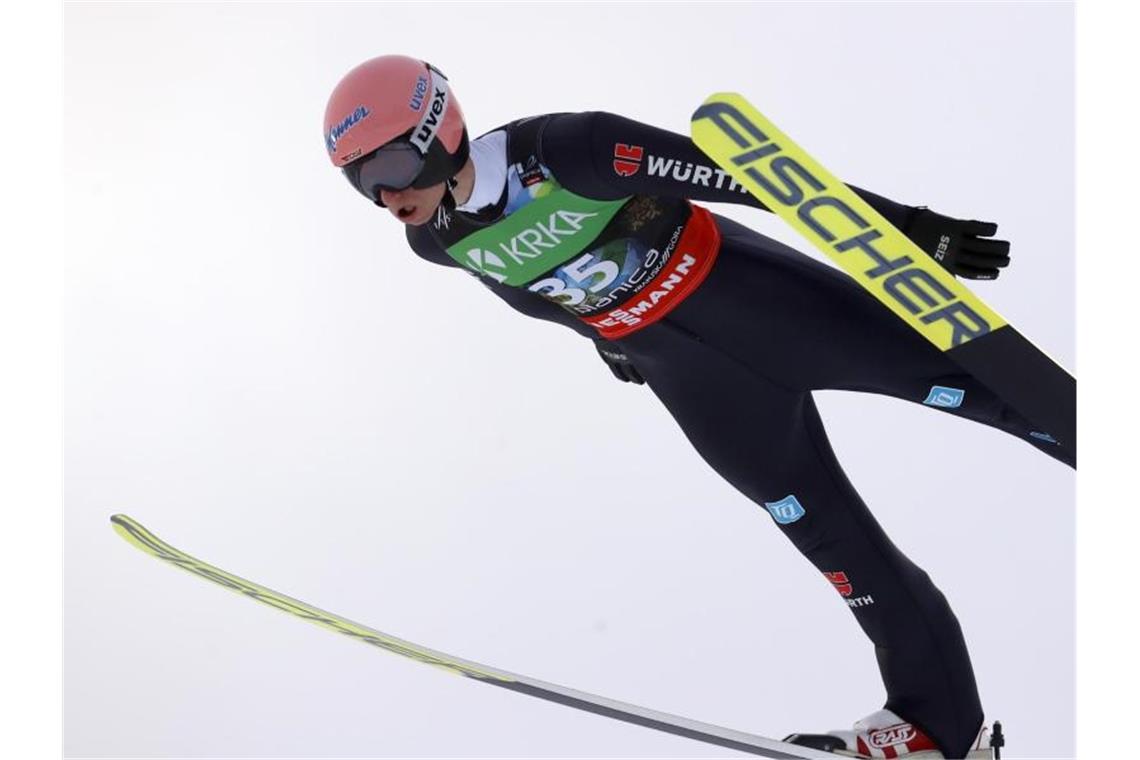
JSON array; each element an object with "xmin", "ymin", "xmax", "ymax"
[
  {"xmin": 405, "ymin": 223, "xmax": 598, "ymax": 340},
  {"xmin": 539, "ymin": 111, "xmax": 918, "ymax": 232}
]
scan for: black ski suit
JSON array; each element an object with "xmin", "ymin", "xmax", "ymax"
[{"xmin": 402, "ymin": 111, "xmax": 1073, "ymax": 758}]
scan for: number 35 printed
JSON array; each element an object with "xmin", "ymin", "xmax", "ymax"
[{"xmin": 527, "ymin": 253, "xmax": 620, "ymax": 305}]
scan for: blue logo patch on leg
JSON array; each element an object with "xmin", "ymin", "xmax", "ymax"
[
  {"xmin": 1030, "ymin": 431, "xmax": 1059, "ymax": 444},
  {"xmin": 923, "ymin": 385, "xmax": 965, "ymax": 409},
  {"xmin": 764, "ymin": 495, "xmax": 806, "ymax": 525}
]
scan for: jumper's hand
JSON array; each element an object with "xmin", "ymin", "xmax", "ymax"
[
  {"xmin": 904, "ymin": 207, "xmax": 1012, "ymax": 281},
  {"xmin": 594, "ymin": 340, "xmax": 645, "ymax": 385}
]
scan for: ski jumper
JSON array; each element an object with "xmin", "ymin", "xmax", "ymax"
[{"xmin": 403, "ymin": 112, "xmax": 1073, "ymax": 759}]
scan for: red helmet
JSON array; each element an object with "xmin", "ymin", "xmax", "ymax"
[{"xmin": 324, "ymin": 55, "xmax": 469, "ymax": 202}]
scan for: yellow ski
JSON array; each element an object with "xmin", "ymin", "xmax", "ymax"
[
  {"xmin": 111, "ymin": 514, "xmax": 836, "ymax": 758},
  {"xmin": 691, "ymin": 94, "xmax": 1074, "ymax": 457}
]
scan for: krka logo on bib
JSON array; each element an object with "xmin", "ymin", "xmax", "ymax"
[{"xmin": 446, "ymin": 189, "xmax": 626, "ymax": 286}]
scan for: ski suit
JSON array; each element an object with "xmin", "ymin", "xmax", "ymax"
[{"xmin": 403, "ymin": 111, "xmax": 1073, "ymax": 758}]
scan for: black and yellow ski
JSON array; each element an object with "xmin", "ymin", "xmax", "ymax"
[
  {"xmin": 111, "ymin": 514, "xmax": 835, "ymax": 758},
  {"xmin": 691, "ymin": 94, "xmax": 1075, "ymax": 462}
]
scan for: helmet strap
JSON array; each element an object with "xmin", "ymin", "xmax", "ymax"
[
  {"xmin": 408, "ymin": 67, "xmax": 451, "ymax": 158},
  {"xmin": 440, "ymin": 176, "xmax": 460, "ymax": 210}
]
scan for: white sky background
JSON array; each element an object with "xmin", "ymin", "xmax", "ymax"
[{"xmin": 65, "ymin": 2, "xmax": 1075, "ymax": 758}]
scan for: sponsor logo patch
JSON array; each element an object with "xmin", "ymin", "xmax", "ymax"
[
  {"xmin": 611, "ymin": 142, "xmax": 749, "ymax": 194},
  {"xmin": 613, "ymin": 143, "xmax": 644, "ymax": 176},
  {"xmin": 868, "ymin": 723, "xmax": 917, "ymax": 749},
  {"xmin": 1030, "ymin": 430, "xmax": 1059, "ymax": 444},
  {"xmin": 408, "ymin": 74, "xmax": 429, "ymax": 111},
  {"xmin": 824, "ymin": 571, "xmax": 853, "ymax": 597},
  {"xmin": 410, "ymin": 84, "xmax": 448, "ymax": 153},
  {"xmin": 444, "ymin": 189, "xmax": 628, "ymax": 287},
  {"xmin": 923, "ymin": 385, "xmax": 965, "ymax": 408},
  {"xmin": 934, "ymin": 234, "xmax": 951, "ymax": 262},
  {"xmin": 823, "ymin": 571, "xmax": 875, "ymax": 608},
  {"xmin": 764, "ymin": 495, "xmax": 806, "ymax": 525},
  {"xmin": 434, "ymin": 205, "xmax": 452, "ymax": 231},
  {"xmin": 325, "ymin": 105, "xmax": 371, "ymax": 154},
  {"xmin": 519, "ymin": 155, "xmax": 545, "ymax": 187},
  {"xmin": 583, "ymin": 205, "xmax": 720, "ymax": 339}
]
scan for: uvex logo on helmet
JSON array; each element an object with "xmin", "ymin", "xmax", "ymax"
[
  {"xmin": 325, "ymin": 105, "xmax": 371, "ymax": 154},
  {"xmin": 409, "ymin": 85, "xmax": 449, "ymax": 153},
  {"xmin": 408, "ymin": 75, "xmax": 429, "ymax": 110}
]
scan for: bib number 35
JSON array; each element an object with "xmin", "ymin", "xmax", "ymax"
[{"xmin": 528, "ymin": 253, "xmax": 620, "ymax": 305}]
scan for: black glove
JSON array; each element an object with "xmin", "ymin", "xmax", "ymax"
[
  {"xmin": 594, "ymin": 340, "xmax": 645, "ymax": 384},
  {"xmin": 904, "ymin": 207, "xmax": 1011, "ymax": 280}
]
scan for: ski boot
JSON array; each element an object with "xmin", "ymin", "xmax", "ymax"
[{"xmin": 784, "ymin": 709, "xmax": 1004, "ymax": 758}]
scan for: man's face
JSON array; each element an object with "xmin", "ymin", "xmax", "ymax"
[{"xmin": 379, "ymin": 182, "xmax": 447, "ymax": 226}]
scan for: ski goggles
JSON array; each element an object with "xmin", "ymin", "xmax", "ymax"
[
  {"xmin": 342, "ymin": 70, "xmax": 468, "ymax": 204},
  {"xmin": 343, "ymin": 141, "xmax": 436, "ymax": 200}
]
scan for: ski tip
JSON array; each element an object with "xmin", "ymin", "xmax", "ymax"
[
  {"xmin": 699, "ymin": 90, "xmax": 743, "ymax": 103},
  {"xmin": 690, "ymin": 92, "xmax": 759, "ymax": 131},
  {"xmin": 110, "ymin": 514, "xmax": 147, "ymax": 547},
  {"xmin": 692, "ymin": 91, "xmax": 741, "ymax": 116}
]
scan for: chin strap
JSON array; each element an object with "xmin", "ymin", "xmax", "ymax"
[{"xmin": 439, "ymin": 176, "xmax": 460, "ymax": 210}]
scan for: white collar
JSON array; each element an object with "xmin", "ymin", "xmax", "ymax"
[{"xmin": 456, "ymin": 130, "xmax": 507, "ymax": 213}]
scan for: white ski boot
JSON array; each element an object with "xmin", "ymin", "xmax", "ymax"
[{"xmin": 784, "ymin": 708, "xmax": 1003, "ymax": 758}]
